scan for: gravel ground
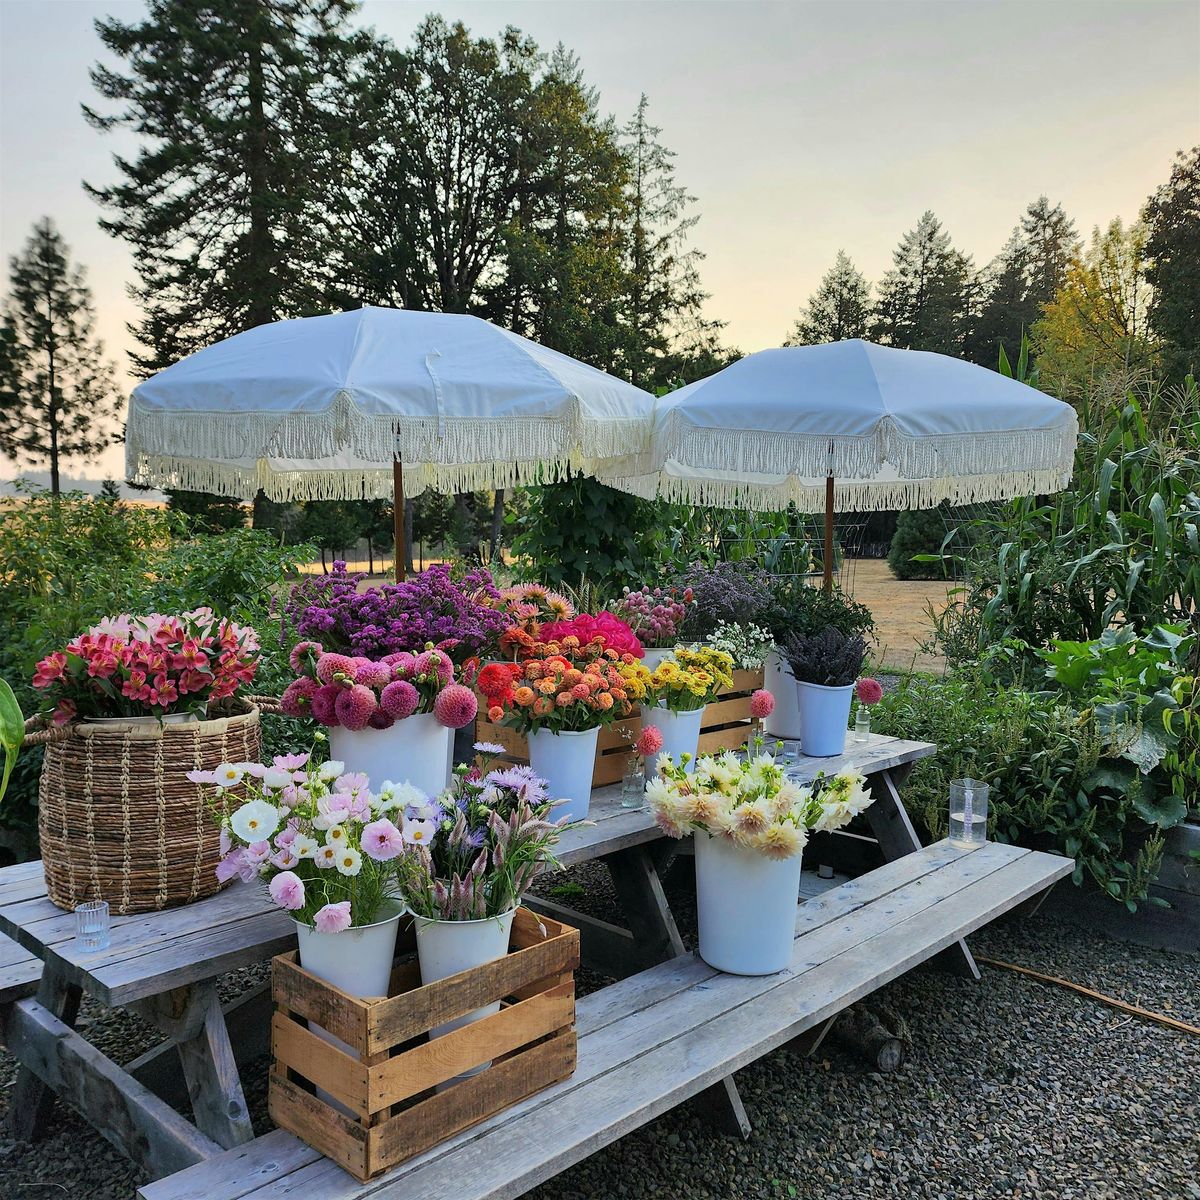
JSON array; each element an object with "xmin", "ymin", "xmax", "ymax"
[{"xmin": 2, "ymin": 862, "xmax": 1197, "ymax": 1200}]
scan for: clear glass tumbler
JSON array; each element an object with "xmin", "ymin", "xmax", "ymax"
[
  {"xmin": 620, "ymin": 763, "xmax": 646, "ymax": 809},
  {"xmin": 75, "ymin": 899, "xmax": 111, "ymax": 951},
  {"xmin": 949, "ymin": 779, "xmax": 989, "ymax": 849}
]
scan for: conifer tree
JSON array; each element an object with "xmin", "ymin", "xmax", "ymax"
[{"xmin": 786, "ymin": 251, "xmax": 871, "ymax": 345}]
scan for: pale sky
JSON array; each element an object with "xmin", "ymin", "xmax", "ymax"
[{"xmin": 2, "ymin": 0, "xmax": 1198, "ymax": 481}]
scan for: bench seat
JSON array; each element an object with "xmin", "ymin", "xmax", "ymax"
[
  {"xmin": 140, "ymin": 839, "xmax": 1071, "ymax": 1200},
  {"xmin": 0, "ymin": 929, "xmax": 41, "ymax": 1007}
]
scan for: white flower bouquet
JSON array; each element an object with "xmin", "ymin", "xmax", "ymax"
[
  {"xmin": 705, "ymin": 621, "xmax": 775, "ymax": 670},
  {"xmin": 647, "ymin": 748, "xmax": 874, "ymax": 859}
]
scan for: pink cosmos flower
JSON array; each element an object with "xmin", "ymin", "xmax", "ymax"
[
  {"xmin": 270, "ymin": 847, "xmax": 299, "ymax": 870},
  {"xmin": 334, "ymin": 772, "xmax": 369, "ymax": 794},
  {"xmin": 361, "ymin": 817, "xmax": 405, "ymax": 861},
  {"xmin": 244, "ymin": 840, "xmax": 272, "ymax": 864},
  {"xmin": 313, "ymin": 900, "xmax": 352, "ymax": 933},
  {"xmin": 215, "ymin": 848, "xmax": 247, "ymax": 884},
  {"xmin": 274, "ymin": 751, "xmax": 310, "ymax": 771},
  {"xmin": 274, "ymin": 825, "xmax": 297, "ymax": 848},
  {"xmin": 855, "ymin": 677, "xmax": 884, "ymax": 706},
  {"xmin": 433, "ymin": 683, "xmax": 478, "ymax": 729},
  {"xmin": 749, "ymin": 689, "xmax": 775, "ymax": 720},
  {"xmin": 187, "ymin": 768, "xmax": 220, "ymax": 786},
  {"xmin": 268, "ymin": 870, "xmax": 305, "ymax": 911}
]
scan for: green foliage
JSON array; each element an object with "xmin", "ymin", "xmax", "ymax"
[
  {"xmin": 887, "ymin": 503, "xmax": 965, "ymax": 580},
  {"xmin": 871, "ymin": 669, "xmax": 1171, "ymax": 909},
  {"xmin": 165, "ymin": 490, "xmax": 247, "ymax": 533},
  {"xmin": 0, "ymin": 678, "xmax": 23, "ymax": 806},
  {"xmin": 761, "ymin": 578, "xmax": 876, "ymax": 647},
  {"xmin": 509, "ymin": 476, "xmax": 665, "ymax": 593},
  {"xmin": 786, "ymin": 250, "xmax": 871, "ymax": 346}
]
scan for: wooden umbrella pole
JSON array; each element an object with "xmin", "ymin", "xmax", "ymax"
[
  {"xmin": 823, "ymin": 475, "xmax": 835, "ymax": 594},
  {"xmin": 393, "ymin": 459, "xmax": 406, "ymax": 582}
]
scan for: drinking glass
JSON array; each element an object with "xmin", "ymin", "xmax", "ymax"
[
  {"xmin": 949, "ymin": 779, "xmax": 989, "ymax": 848},
  {"xmin": 853, "ymin": 708, "xmax": 871, "ymax": 743},
  {"xmin": 75, "ymin": 899, "xmax": 111, "ymax": 952},
  {"xmin": 620, "ymin": 763, "xmax": 646, "ymax": 809}
]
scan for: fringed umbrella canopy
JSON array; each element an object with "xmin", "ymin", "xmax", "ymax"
[
  {"xmin": 596, "ymin": 339, "xmax": 1078, "ymax": 589},
  {"xmin": 125, "ymin": 306, "xmax": 656, "ymax": 502}
]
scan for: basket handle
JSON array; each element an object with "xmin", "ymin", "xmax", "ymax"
[
  {"xmin": 245, "ymin": 694, "xmax": 285, "ymax": 716},
  {"xmin": 21, "ymin": 715, "xmax": 71, "ymax": 747}
]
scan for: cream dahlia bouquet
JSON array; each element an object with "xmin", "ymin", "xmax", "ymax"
[{"xmin": 647, "ymin": 749, "xmax": 874, "ymax": 859}]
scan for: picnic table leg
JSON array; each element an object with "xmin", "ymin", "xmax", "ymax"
[
  {"xmin": 864, "ymin": 767, "xmax": 981, "ymax": 981},
  {"xmin": 172, "ymin": 981, "xmax": 255, "ymax": 1149},
  {"xmin": 8, "ymin": 963, "xmax": 81, "ymax": 1140},
  {"xmin": 604, "ymin": 844, "xmax": 752, "ymax": 1140}
]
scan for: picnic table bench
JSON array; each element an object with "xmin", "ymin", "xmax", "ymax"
[{"xmin": 0, "ymin": 734, "xmax": 1072, "ymax": 1198}]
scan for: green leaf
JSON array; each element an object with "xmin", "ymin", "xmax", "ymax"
[
  {"xmin": 0, "ymin": 677, "xmax": 24, "ymax": 805},
  {"xmin": 1133, "ymin": 789, "xmax": 1188, "ymax": 830}
]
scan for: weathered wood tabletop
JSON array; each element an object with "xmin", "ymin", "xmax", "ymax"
[{"xmin": 0, "ymin": 732, "xmax": 940, "ymax": 1180}]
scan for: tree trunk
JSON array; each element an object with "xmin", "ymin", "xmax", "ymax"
[
  {"xmin": 403, "ymin": 500, "xmax": 414, "ymax": 575},
  {"xmin": 245, "ymin": 31, "xmax": 273, "ymax": 329},
  {"xmin": 489, "ymin": 489, "xmax": 505, "ymax": 563},
  {"xmin": 45, "ymin": 271, "xmax": 60, "ymax": 495}
]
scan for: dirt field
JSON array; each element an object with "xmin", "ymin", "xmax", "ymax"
[{"xmin": 840, "ymin": 558, "xmax": 954, "ymax": 674}]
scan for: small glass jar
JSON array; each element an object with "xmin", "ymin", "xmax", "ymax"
[
  {"xmin": 621, "ymin": 762, "xmax": 646, "ymax": 809},
  {"xmin": 949, "ymin": 778, "xmax": 989, "ymax": 848},
  {"xmin": 853, "ymin": 707, "xmax": 871, "ymax": 743},
  {"xmin": 75, "ymin": 899, "xmax": 111, "ymax": 952}
]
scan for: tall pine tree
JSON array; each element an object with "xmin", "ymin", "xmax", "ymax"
[
  {"xmin": 1144, "ymin": 146, "xmax": 1200, "ymax": 383},
  {"xmin": 785, "ymin": 250, "xmax": 871, "ymax": 345},
  {"xmin": 84, "ymin": 0, "xmax": 366, "ymax": 373},
  {"xmin": 0, "ymin": 218, "xmax": 121, "ymax": 494},
  {"xmin": 872, "ymin": 212, "xmax": 975, "ymax": 355}
]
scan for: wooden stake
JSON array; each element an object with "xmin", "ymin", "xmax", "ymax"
[
  {"xmin": 823, "ymin": 475, "xmax": 834, "ymax": 594},
  {"xmin": 393, "ymin": 459, "xmax": 406, "ymax": 582}
]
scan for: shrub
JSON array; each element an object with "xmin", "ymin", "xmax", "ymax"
[
  {"xmin": 887, "ymin": 503, "xmax": 964, "ymax": 580},
  {"xmin": 761, "ymin": 577, "xmax": 875, "ymax": 647}
]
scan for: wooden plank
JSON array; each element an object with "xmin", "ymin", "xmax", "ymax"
[
  {"xmin": 0, "ymin": 859, "xmax": 50, "ymax": 905},
  {"xmin": 176, "ymin": 981, "xmax": 256, "ymax": 1149},
  {"xmin": 272, "ymin": 1012, "xmax": 371, "ymax": 1118},
  {"xmin": 0, "ymin": 930, "xmax": 41, "ymax": 1005},
  {"xmin": 604, "ymin": 845, "xmax": 686, "ymax": 968},
  {"xmin": 696, "ymin": 725, "xmax": 752, "ymax": 754},
  {"xmin": 273, "ymin": 954, "xmax": 371, "ymax": 1057},
  {"xmin": 8, "ymin": 965, "xmax": 81, "ymax": 1140},
  {"xmin": 137, "ymin": 1130, "xmax": 323, "ymax": 1200},
  {"xmin": 701, "ymin": 694, "xmax": 753, "ymax": 724},
  {"xmin": 3, "ymin": 996, "xmax": 221, "ymax": 1180},
  {"xmin": 523, "ymin": 895, "xmax": 638, "ymax": 980}
]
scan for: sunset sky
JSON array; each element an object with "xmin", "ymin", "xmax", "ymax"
[{"xmin": 2, "ymin": 0, "xmax": 1198, "ymax": 481}]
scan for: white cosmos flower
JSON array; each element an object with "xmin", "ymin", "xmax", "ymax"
[
  {"xmin": 260, "ymin": 767, "xmax": 293, "ymax": 791},
  {"xmin": 318, "ymin": 760, "xmax": 345, "ymax": 780},
  {"xmin": 230, "ymin": 799, "xmax": 280, "ymax": 843},
  {"xmin": 292, "ymin": 834, "xmax": 319, "ymax": 859},
  {"xmin": 388, "ymin": 781, "xmax": 427, "ymax": 811},
  {"xmin": 214, "ymin": 763, "xmax": 244, "ymax": 788},
  {"xmin": 324, "ymin": 825, "xmax": 348, "ymax": 846},
  {"xmin": 314, "ymin": 844, "xmax": 338, "ymax": 869},
  {"xmin": 335, "ymin": 847, "xmax": 363, "ymax": 877}
]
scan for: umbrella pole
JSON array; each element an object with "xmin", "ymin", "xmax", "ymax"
[
  {"xmin": 393, "ymin": 459, "xmax": 406, "ymax": 582},
  {"xmin": 823, "ymin": 475, "xmax": 834, "ymax": 594}
]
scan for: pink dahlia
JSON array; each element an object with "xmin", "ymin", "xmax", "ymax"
[
  {"xmin": 636, "ymin": 724, "xmax": 664, "ymax": 757},
  {"xmin": 315, "ymin": 652, "xmax": 357, "ymax": 684},
  {"xmin": 334, "ymin": 684, "xmax": 378, "ymax": 730},
  {"xmin": 309, "ymin": 683, "xmax": 342, "ymax": 725},
  {"xmin": 368, "ymin": 710, "xmax": 396, "ymax": 730},
  {"xmin": 279, "ymin": 676, "xmax": 319, "ymax": 717},
  {"xmin": 379, "ymin": 679, "xmax": 420, "ymax": 720},
  {"xmin": 433, "ymin": 683, "xmax": 478, "ymax": 729},
  {"xmin": 855, "ymin": 677, "xmax": 884, "ymax": 706},
  {"xmin": 382, "ymin": 651, "xmax": 416, "ymax": 676},
  {"xmin": 354, "ymin": 660, "xmax": 392, "ymax": 689},
  {"xmin": 288, "ymin": 640, "xmax": 324, "ymax": 673},
  {"xmin": 414, "ymin": 648, "xmax": 453, "ymax": 684},
  {"xmin": 541, "ymin": 613, "xmax": 645, "ymax": 658},
  {"xmin": 749, "ymin": 689, "xmax": 775, "ymax": 720}
]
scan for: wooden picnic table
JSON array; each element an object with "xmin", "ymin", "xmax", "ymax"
[{"xmin": 0, "ymin": 732, "xmax": 940, "ymax": 1181}]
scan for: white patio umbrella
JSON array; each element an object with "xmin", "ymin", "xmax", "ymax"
[
  {"xmin": 597, "ymin": 339, "xmax": 1078, "ymax": 590},
  {"xmin": 125, "ymin": 306, "xmax": 657, "ymax": 577}
]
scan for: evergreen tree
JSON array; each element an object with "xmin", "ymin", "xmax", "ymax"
[
  {"xmin": 1144, "ymin": 146, "xmax": 1200, "ymax": 383},
  {"xmin": 786, "ymin": 250, "xmax": 871, "ymax": 345},
  {"xmin": 84, "ymin": 0, "xmax": 365, "ymax": 373},
  {"xmin": 0, "ymin": 218, "xmax": 121, "ymax": 494},
  {"xmin": 872, "ymin": 212, "xmax": 976, "ymax": 355},
  {"xmin": 165, "ymin": 490, "xmax": 247, "ymax": 533}
]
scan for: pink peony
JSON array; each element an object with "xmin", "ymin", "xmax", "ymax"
[
  {"xmin": 315, "ymin": 652, "xmax": 357, "ymax": 684},
  {"xmin": 309, "ymin": 683, "xmax": 342, "ymax": 725},
  {"xmin": 379, "ymin": 679, "xmax": 419, "ymax": 719},
  {"xmin": 855, "ymin": 677, "xmax": 884, "ymax": 706},
  {"xmin": 313, "ymin": 900, "xmax": 352, "ymax": 933},
  {"xmin": 334, "ymin": 684, "xmax": 378, "ymax": 731},
  {"xmin": 269, "ymin": 870, "xmax": 305, "ymax": 910},
  {"xmin": 361, "ymin": 817, "xmax": 405, "ymax": 861},
  {"xmin": 354, "ymin": 660, "xmax": 392, "ymax": 689},
  {"xmin": 279, "ymin": 676, "xmax": 319, "ymax": 717},
  {"xmin": 288, "ymin": 640, "xmax": 324, "ymax": 672},
  {"xmin": 636, "ymin": 725, "xmax": 664, "ymax": 757},
  {"xmin": 749, "ymin": 689, "xmax": 775, "ymax": 720},
  {"xmin": 433, "ymin": 683, "xmax": 478, "ymax": 729}
]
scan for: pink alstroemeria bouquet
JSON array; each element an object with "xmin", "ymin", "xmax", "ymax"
[
  {"xmin": 32, "ymin": 609, "xmax": 259, "ymax": 726},
  {"xmin": 279, "ymin": 642, "xmax": 478, "ymax": 733},
  {"xmin": 200, "ymin": 750, "xmax": 425, "ymax": 931}
]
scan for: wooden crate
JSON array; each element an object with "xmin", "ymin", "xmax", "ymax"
[
  {"xmin": 475, "ymin": 667, "xmax": 765, "ymax": 786},
  {"xmin": 268, "ymin": 908, "xmax": 579, "ymax": 1182}
]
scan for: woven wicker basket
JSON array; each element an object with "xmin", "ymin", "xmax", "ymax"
[{"xmin": 28, "ymin": 701, "xmax": 264, "ymax": 914}]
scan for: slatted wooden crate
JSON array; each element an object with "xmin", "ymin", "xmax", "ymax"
[
  {"xmin": 475, "ymin": 667, "xmax": 765, "ymax": 786},
  {"xmin": 268, "ymin": 908, "xmax": 579, "ymax": 1182}
]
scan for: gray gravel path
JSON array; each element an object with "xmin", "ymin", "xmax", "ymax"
[{"xmin": 2, "ymin": 862, "xmax": 1197, "ymax": 1200}]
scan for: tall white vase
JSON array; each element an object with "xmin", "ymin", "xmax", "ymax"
[
  {"xmin": 329, "ymin": 711, "xmax": 452, "ymax": 797},
  {"xmin": 527, "ymin": 727, "xmax": 598, "ymax": 823},
  {"xmin": 796, "ymin": 681, "xmax": 854, "ymax": 757},
  {"xmin": 415, "ymin": 908, "xmax": 517, "ymax": 1083},
  {"xmin": 764, "ymin": 649, "xmax": 803, "ymax": 740},
  {"xmin": 639, "ymin": 647, "xmax": 676, "ymax": 671},
  {"xmin": 694, "ymin": 833, "xmax": 802, "ymax": 975},
  {"xmin": 639, "ymin": 703, "xmax": 703, "ymax": 777},
  {"xmin": 294, "ymin": 904, "xmax": 405, "ymax": 1111}
]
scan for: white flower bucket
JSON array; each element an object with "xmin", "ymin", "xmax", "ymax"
[
  {"xmin": 329, "ymin": 711, "xmax": 452, "ymax": 796},
  {"xmin": 527, "ymin": 727, "xmax": 598, "ymax": 823},
  {"xmin": 639, "ymin": 647, "xmax": 676, "ymax": 671},
  {"xmin": 294, "ymin": 904, "xmax": 405, "ymax": 1112},
  {"xmin": 694, "ymin": 833, "xmax": 802, "ymax": 975},
  {"xmin": 796, "ymin": 681, "xmax": 854, "ymax": 757},
  {"xmin": 415, "ymin": 907, "xmax": 517, "ymax": 1083},
  {"xmin": 639, "ymin": 703, "xmax": 703, "ymax": 777},
  {"xmin": 764, "ymin": 649, "xmax": 803, "ymax": 739}
]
